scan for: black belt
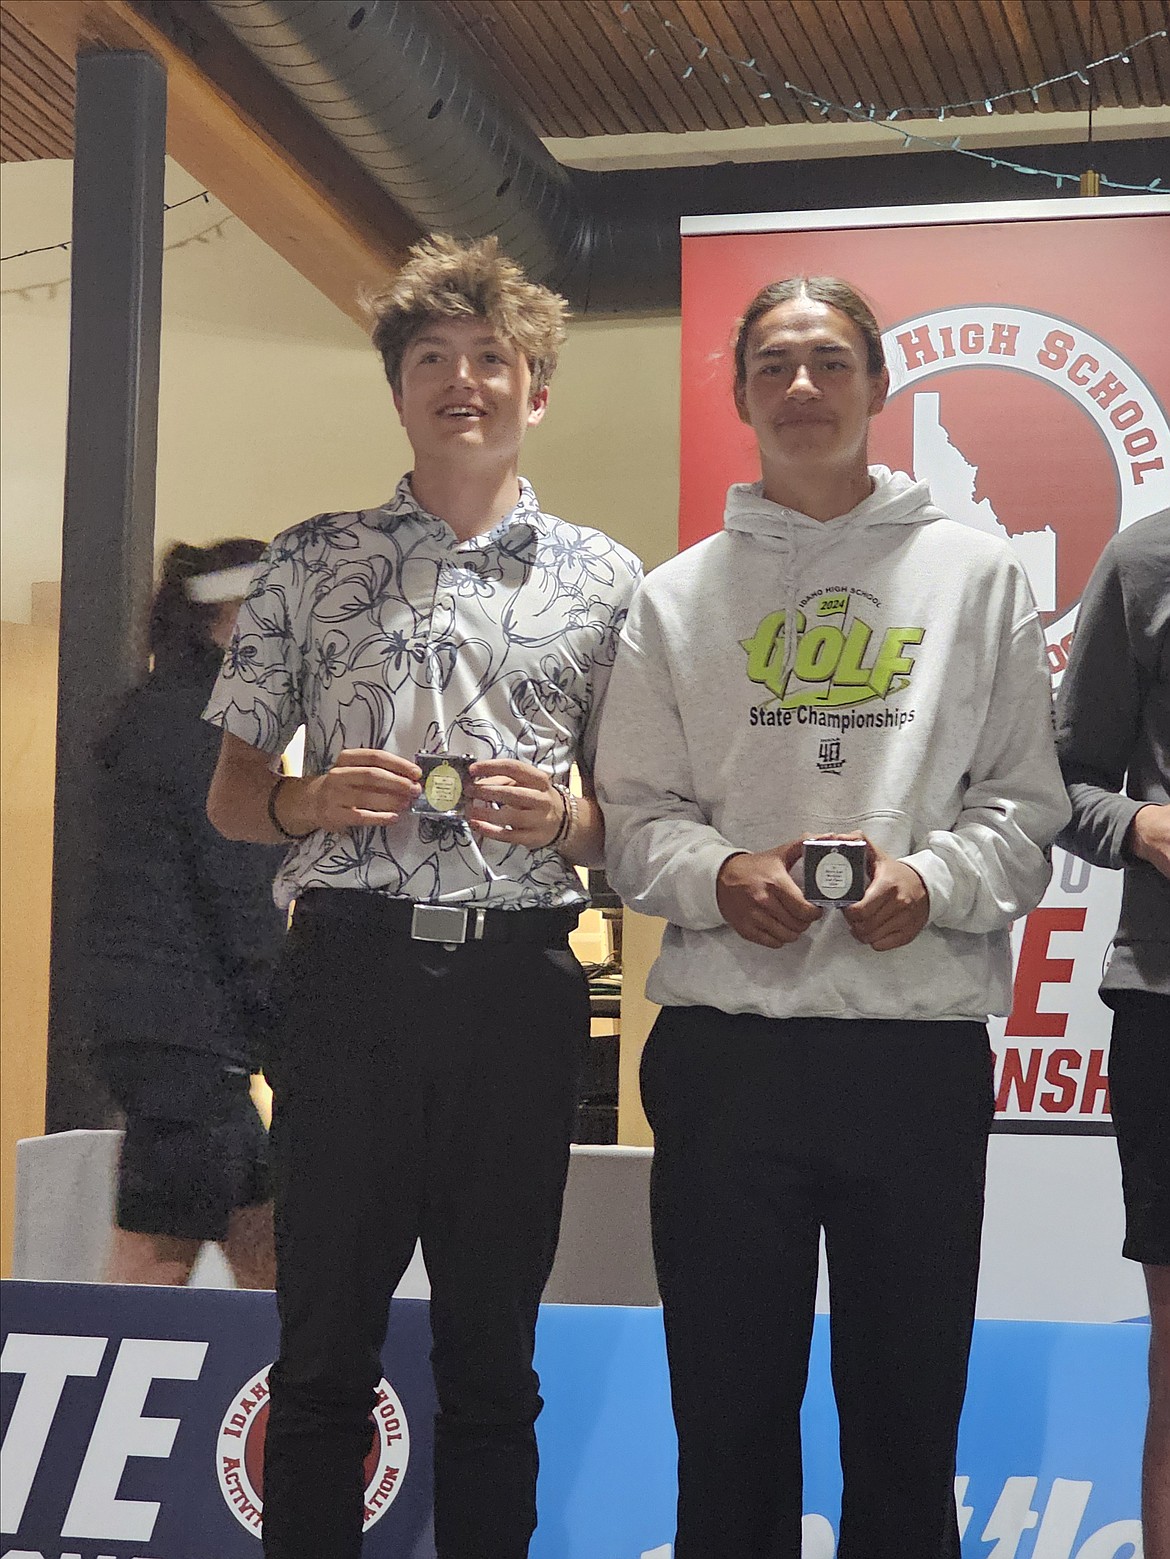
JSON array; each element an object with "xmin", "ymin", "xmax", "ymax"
[{"xmin": 294, "ymin": 888, "xmax": 580, "ymax": 948}]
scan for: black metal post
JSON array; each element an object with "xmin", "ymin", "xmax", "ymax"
[{"xmin": 46, "ymin": 50, "xmax": 167, "ymax": 1132}]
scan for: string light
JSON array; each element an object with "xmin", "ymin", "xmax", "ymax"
[
  {"xmin": 1, "ymin": 189, "xmax": 216, "ymax": 265},
  {"xmin": 607, "ymin": 4, "xmax": 1166, "ymax": 121},
  {"xmin": 600, "ymin": 3, "xmax": 1168, "ymax": 195},
  {"xmin": 1, "ymin": 215, "xmax": 234, "ymax": 299},
  {"xmin": 781, "ymin": 79, "xmax": 1164, "ymax": 191}
]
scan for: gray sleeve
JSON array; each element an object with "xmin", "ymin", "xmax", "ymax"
[
  {"xmin": 902, "ymin": 603, "xmax": 1069, "ymax": 932},
  {"xmin": 595, "ymin": 589, "xmax": 742, "ymax": 930},
  {"xmin": 1054, "ymin": 539, "xmax": 1143, "ymax": 870}
]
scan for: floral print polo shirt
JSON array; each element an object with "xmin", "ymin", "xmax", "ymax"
[{"xmin": 204, "ymin": 477, "xmax": 642, "ymax": 910}]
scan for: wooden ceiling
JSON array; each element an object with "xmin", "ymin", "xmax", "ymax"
[
  {"xmin": 446, "ymin": 0, "xmax": 1170, "ymax": 137},
  {"xmin": 0, "ymin": 0, "xmax": 416, "ymax": 318},
  {"xmin": 3, "ymin": 0, "xmax": 1168, "ymax": 165},
  {"xmin": 1, "ymin": 3, "xmax": 74, "ymax": 161}
]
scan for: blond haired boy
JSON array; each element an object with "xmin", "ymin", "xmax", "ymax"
[{"xmin": 206, "ymin": 236, "xmax": 641, "ymax": 1557}]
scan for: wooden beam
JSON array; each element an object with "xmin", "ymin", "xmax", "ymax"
[{"xmin": 3, "ymin": 0, "xmax": 421, "ymax": 323}]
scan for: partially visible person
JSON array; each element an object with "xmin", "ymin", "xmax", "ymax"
[
  {"xmin": 84, "ymin": 539, "xmax": 285, "ymax": 1288},
  {"xmin": 1055, "ymin": 509, "xmax": 1169, "ymax": 1559}
]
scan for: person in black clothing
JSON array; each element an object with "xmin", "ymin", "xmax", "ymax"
[
  {"xmin": 85, "ymin": 539, "xmax": 286, "ymax": 1287},
  {"xmin": 1054, "ymin": 510, "xmax": 1169, "ymax": 1556}
]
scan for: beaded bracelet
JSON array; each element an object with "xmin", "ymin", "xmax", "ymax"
[{"xmin": 267, "ymin": 774, "xmax": 315, "ymax": 841}]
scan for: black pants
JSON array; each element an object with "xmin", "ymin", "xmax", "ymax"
[
  {"xmin": 261, "ymin": 891, "xmax": 588, "ymax": 1559},
  {"xmin": 640, "ymin": 1007, "xmax": 994, "ymax": 1559},
  {"xmin": 1108, "ymin": 989, "xmax": 1170, "ymax": 1266}
]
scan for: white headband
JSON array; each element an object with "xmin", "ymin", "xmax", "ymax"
[{"xmin": 185, "ymin": 563, "xmax": 258, "ymax": 604}]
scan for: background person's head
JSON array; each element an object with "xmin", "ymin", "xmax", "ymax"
[
  {"xmin": 150, "ymin": 538, "xmax": 266, "ymax": 677},
  {"xmin": 369, "ymin": 235, "xmax": 569, "ymax": 399}
]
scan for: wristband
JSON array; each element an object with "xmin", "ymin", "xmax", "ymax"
[
  {"xmin": 565, "ymin": 789, "xmax": 579, "ymax": 848},
  {"xmin": 267, "ymin": 775, "xmax": 315, "ymax": 841},
  {"xmin": 549, "ymin": 784, "xmax": 573, "ymax": 847}
]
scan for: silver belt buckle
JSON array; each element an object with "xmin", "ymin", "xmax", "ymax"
[{"xmin": 411, "ymin": 904, "xmax": 469, "ymax": 947}]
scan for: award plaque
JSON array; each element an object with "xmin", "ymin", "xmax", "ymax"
[
  {"xmin": 412, "ymin": 752, "xmax": 474, "ymax": 817},
  {"xmin": 802, "ymin": 838, "xmax": 868, "ymax": 907}
]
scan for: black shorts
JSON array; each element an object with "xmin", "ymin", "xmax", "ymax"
[
  {"xmin": 100, "ymin": 1045, "xmax": 271, "ymax": 1243},
  {"xmin": 1108, "ymin": 990, "xmax": 1170, "ymax": 1268}
]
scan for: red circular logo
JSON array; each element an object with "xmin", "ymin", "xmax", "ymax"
[
  {"xmin": 216, "ymin": 1365, "xmax": 410, "ymax": 1537},
  {"xmin": 876, "ymin": 305, "xmax": 1169, "ymax": 681}
]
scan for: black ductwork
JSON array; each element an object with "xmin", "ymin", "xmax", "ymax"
[
  {"xmin": 203, "ymin": 0, "xmax": 674, "ymax": 311},
  {"xmin": 203, "ymin": 0, "xmax": 1168, "ymax": 315}
]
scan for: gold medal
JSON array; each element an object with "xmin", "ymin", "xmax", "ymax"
[
  {"xmin": 425, "ymin": 762, "xmax": 463, "ymax": 812},
  {"xmin": 412, "ymin": 752, "xmax": 474, "ymax": 817}
]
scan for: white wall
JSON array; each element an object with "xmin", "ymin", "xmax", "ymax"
[{"xmin": 1, "ymin": 159, "xmax": 680, "ymax": 624}]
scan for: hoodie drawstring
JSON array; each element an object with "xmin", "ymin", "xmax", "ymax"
[{"xmin": 780, "ymin": 513, "xmax": 800, "ymax": 691}]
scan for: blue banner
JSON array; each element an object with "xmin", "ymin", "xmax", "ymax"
[
  {"xmin": 1, "ymin": 1282, "xmax": 1147, "ymax": 1558},
  {"xmin": 533, "ymin": 1309, "xmax": 1147, "ymax": 1559}
]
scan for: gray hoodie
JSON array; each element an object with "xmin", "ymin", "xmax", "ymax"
[
  {"xmin": 1055, "ymin": 509, "xmax": 1170, "ymax": 998},
  {"xmin": 595, "ymin": 467, "xmax": 1071, "ymax": 1022}
]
